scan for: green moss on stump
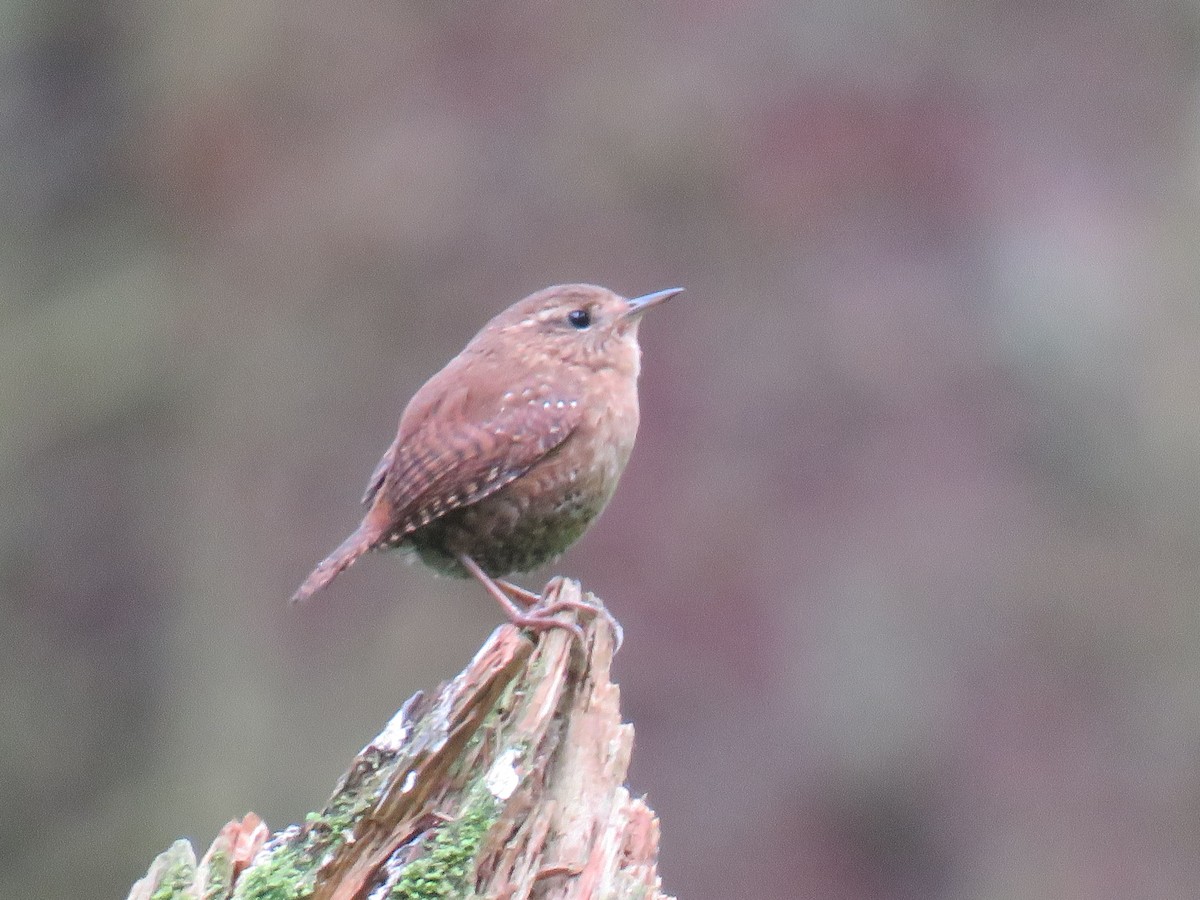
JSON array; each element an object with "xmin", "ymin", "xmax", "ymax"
[
  {"xmin": 233, "ymin": 844, "xmax": 310, "ymax": 900},
  {"xmin": 201, "ymin": 847, "xmax": 233, "ymax": 900},
  {"xmin": 147, "ymin": 840, "xmax": 197, "ymax": 900},
  {"xmin": 390, "ymin": 790, "xmax": 499, "ymax": 900}
]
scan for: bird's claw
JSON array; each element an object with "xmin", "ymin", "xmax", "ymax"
[
  {"xmin": 509, "ymin": 610, "xmax": 587, "ymax": 649},
  {"xmin": 533, "ymin": 580, "xmax": 624, "ymax": 652}
]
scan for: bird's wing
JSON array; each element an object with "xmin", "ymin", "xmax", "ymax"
[
  {"xmin": 366, "ymin": 378, "xmax": 584, "ymax": 540},
  {"xmin": 361, "ymin": 440, "xmax": 398, "ymax": 506}
]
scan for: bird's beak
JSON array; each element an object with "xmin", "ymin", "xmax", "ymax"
[{"xmin": 623, "ymin": 287, "xmax": 684, "ymax": 320}]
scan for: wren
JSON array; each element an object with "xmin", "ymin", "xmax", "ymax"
[{"xmin": 291, "ymin": 283, "xmax": 682, "ymax": 641}]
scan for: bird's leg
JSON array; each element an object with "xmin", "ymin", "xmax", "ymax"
[
  {"xmin": 496, "ymin": 578, "xmax": 542, "ymax": 608},
  {"xmin": 458, "ymin": 554, "xmax": 585, "ymax": 647}
]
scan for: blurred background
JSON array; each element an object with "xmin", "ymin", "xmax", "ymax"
[{"xmin": 3, "ymin": 2, "xmax": 1200, "ymax": 898}]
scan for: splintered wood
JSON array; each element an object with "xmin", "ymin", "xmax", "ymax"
[{"xmin": 127, "ymin": 580, "xmax": 673, "ymax": 900}]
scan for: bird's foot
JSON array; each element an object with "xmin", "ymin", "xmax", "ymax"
[
  {"xmin": 503, "ymin": 607, "xmax": 587, "ymax": 649},
  {"xmin": 497, "ymin": 576, "xmax": 623, "ymax": 650},
  {"xmin": 538, "ymin": 577, "xmax": 624, "ymax": 652},
  {"xmin": 459, "ymin": 554, "xmax": 588, "ymax": 649}
]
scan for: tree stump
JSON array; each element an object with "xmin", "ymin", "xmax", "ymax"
[{"xmin": 127, "ymin": 580, "xmax": 673, "ymax": 900}]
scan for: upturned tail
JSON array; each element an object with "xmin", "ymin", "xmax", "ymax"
[{"xmin": 290, "ymin": 522, "xmax": 379, "ymax": 604}]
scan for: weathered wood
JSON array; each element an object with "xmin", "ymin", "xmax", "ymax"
[{"xmin": 128, "ymin": 580, "xmax": 673, "ymax": 900}]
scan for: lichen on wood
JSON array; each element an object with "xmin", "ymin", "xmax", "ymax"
[{"xmin": 127, "ymin": 580, "xmax": 673, "ymax": 900}]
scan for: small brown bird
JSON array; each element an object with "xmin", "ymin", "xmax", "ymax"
[{"xmin": 291, "ymin": 283, "xmax": 682, "ymax": 640}]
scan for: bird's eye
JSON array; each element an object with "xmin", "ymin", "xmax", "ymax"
[{"xmin": 567, "ymin": 308, "xmax": 591, "ymax": 329}]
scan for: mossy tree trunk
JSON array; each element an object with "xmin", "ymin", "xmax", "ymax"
[{"xmin": 128, "ymin": 580, "xmax": 673, "ymax": 900}]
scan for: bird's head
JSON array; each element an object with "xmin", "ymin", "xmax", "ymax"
[{"xmin": 477, "ymin": 283, "xmax": 683, "ymax": 377}]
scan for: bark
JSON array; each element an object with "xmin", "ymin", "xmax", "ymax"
[{"xmin": 127, "ymin": 579, "xmax": 673, "ymax": 900}]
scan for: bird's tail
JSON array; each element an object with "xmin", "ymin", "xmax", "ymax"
[{"xmin": 290, "ymin": 521, "xmax": 379, "ymax": 604}]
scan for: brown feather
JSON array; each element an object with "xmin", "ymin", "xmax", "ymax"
[
  {"xmin": 295, "ymin": 350, "xmax": 583, "ymax": 599},
  {"xmin": 373, "ymin": 381, "xmax": 582, "ymax": 541},
  {"xmin": 290, "ymin": 282, "xmax": 681, "ymax": 613}
]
